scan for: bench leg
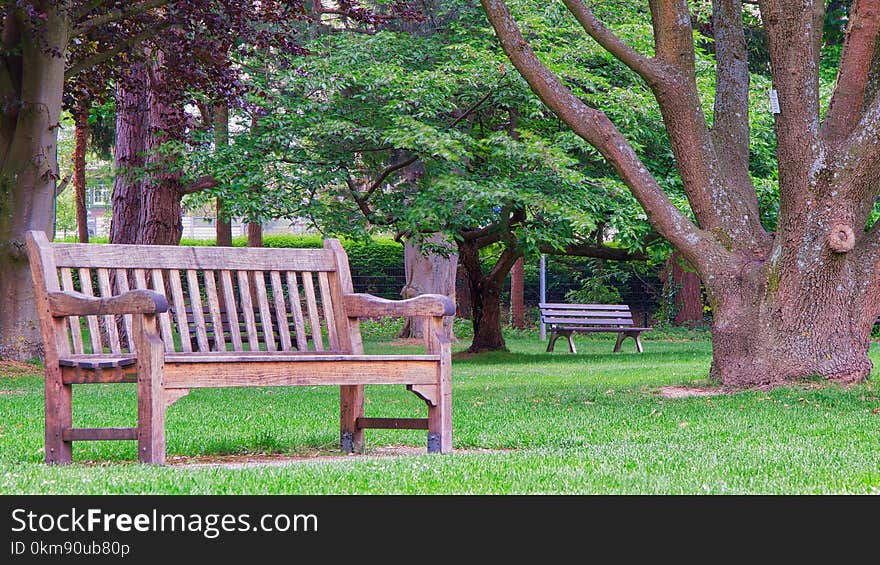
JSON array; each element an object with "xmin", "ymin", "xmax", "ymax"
[
  {"xmin": 546, "ymin": 332, "xmax": 559, "ymax": 352},
  {"xmin": 614, "ymin": 331, "xmax": 644, "ymax": 353},
  {"xmin": 427, "ymin": 338, "xmax": 453, "ymax": 454},
  {"xmin": 44, "ymin": 363, "xmax": 72, "ymax": 464},
  {"xmin": 565, "ymin": 331, "xmax": 577, "ymax": 354},
  {"xmin": 135, "ymin": 314, "xmax": 166, "ymax": 464},
  {"xmin": 613, "ymin": 332, "xmax": 626, "ymax": 353},
  {"xmin": 340, "ymin": 385, "xmax": 364, "ymax": 453},
  {"xmin": 633, "ymin": 332, "xmax": 644, "ymax": 353}
]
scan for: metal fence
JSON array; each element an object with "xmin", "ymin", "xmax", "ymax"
[{"xmin": 349, "ymin": 263, "xmax": 659, "ymax": 328}]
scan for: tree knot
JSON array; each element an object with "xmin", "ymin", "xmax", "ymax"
[{"xmin": 828, "ymin": 223, "xmax": 855, "ymax": 253}]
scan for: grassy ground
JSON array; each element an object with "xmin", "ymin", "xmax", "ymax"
[{"xmin": 2, "ymin": 331, "xmax": 879, "ymax": 494}]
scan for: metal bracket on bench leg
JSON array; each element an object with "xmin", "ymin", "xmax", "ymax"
[
  {"xmin": 340, "ymin": 431, "xmax": 354, "ymax": 453},
  {"xmin": 427, "ymin": 433, "xmax": 441, "ymax": 454}
]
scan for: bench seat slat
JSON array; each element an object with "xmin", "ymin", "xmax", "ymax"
[
  {"xmin": 59, "ymin": 352, "xmax": 440, "ymax": 366},
  {"xmin": 540, "ymin": 310, "xmax": 635, "ymax": 318},
  {"xmin": 549, "ymin": 326, "xmax": 653, "ymax": 332},
  {"xmin": 539, "ymin": 303, "xmax": 630, "ymax": 310},
  {"xmin": 163, "ymin": 358, "xmax": 441, "ymax": 388},
  {"xmin": 543, "ymin": 318, "xmax": 635, "ymax": 326},
  {"xmin": 58, "ymin": 355, "xmax": 137, "ymax": 369}
]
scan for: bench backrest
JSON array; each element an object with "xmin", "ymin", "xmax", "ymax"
[
  {"xmin": 538, "ymin": 303, "xmax": 634, "ymax": 328},
  {"xmin": 26, "ymin": 232, "xmax": 360, "ymax": 357}
]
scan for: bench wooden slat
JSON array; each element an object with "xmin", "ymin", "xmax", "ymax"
[
  {"xmin": 203, "ymin": 270, "xmax": 226, "ymax": 352},
  {"xmin": 186, "ymin": 269, "xmax": 210, "ymax": 352},
  {"xmin": 219, "ymin": 270, "xmax": 243, "ymax": 351},
  {"xmin": 318, "ymin": 271, "xmax": 339, "ymax": 351},
  {"xmin": 301, "ymin": 272, "xmax": 323, "ymax": 352},
  {"xmin": 52, "ymin": 243, "xmax": 338, "ymax": 271},
  {"xmin": 163, "ymin": 358, "xmax": 441, "ymax": 388},
  {"xmin": 253, "ymin": 271, "xmax": 276, "ymax": 352},
  {"xmin": 539, "ymin": 303, "xmax": 630, "ymax": 310},
  {"xmin": 236, "ymin": 270, "xmax": 260, "ymax": 351},
  {"xmin": 168, "ymin": 270, "xmax": 192, "ymax": 353},
  {"xmin": 96, "ymin": 268, "xmax": 122, "ymax": 354},
  {"xmin": 357, "ymin": 417, "xmax": 429, "ymax": 430},
  {"xmin": 59, "ymin": 354, "xmax": 137, "ymax": 369},
  {"xmin": 543, "ymin": 318, "xmax": 634, "ymax": 326},
  {"xmin": 78, "ymin": 267, "xmax": 103, "ymax": 354},
  {"xmin": 287, "ymin": 271, "xmax": 309, "ymax": 351},
  {"xmin": 541, "ymin": 310, "xmax": 634, "ymax": 318},
  {"xmin": 150, "ymin": 269, "xmax": 176, "ymax": 352},
  {"xmin": 270, "ymin": 271, "xmax": 292, "ymax": 351},
  {"xmin": 60, "ymin": 268, "xmax": 84, "ymax": 354},
  {"xmin": 115, "ymin": 268, "xmax": 136, "ymax": 354},
  {"xmin": 551, "ymin": 326, "xmax": 653, "ymax": 332}
]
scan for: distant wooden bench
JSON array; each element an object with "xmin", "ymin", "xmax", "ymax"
[
  {"xmin": 26, "ymin": 231, "xmax": 454, "ymax": 465},
  {"xmin": 539, "ymin": 303, "xmax": 652, "ymax": 353}
]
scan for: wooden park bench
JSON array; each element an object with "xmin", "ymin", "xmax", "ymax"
[
  {"xmin": 26, "ymin": 231, "xmax": 454, "ymax": 464},
  {"xmin": 539, "ymin": 302, "xmax": 652, "ymax": 353}
]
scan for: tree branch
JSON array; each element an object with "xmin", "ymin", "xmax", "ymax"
[
  {"xmin": 757, "ymin": 0, "xmax": 825, "ymax": 182},
  {"xmin": 364, "ymin": 154, "xmax": 419, "ymax": 200},
  {"xmin": 72, "ymin": 0, "xmax": 169, "ymax": 37},
  {"xmin": 648, "ymin": 0, "xmax": 697, "ymax": 71},
  {"xmin": 540, "ymin": 242, "xmax": 646, "ymax": 261},
  {"xmin": 561, "ymin": 0, "xmax": 661, "ymax": 85},
  {"xmin": 65, "ymin": 25, "xmax": 166, "ymax": 79},
  {"xmin": 479, "ymin": 0, "xmax": 731, "ymax": 273},
  {"xmin": 711, "ymin": 0, "xmax": 752, "ymax": 183},
  {"xmin": 821, "ymin": 0, "xmax": 880, "ymax": 143},
  {"xmin": 180, "ymin": 175, "xmax": 218, "ymax": 195}
]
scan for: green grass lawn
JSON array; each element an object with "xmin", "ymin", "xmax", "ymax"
[{"xmin": 2, "ymin": 332, "xmax": 880, "ymax": 494}]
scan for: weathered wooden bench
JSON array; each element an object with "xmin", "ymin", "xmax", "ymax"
[
  {"xmin": 26, "ymin": 231, "xmax": 454, "ymax": 464},
  {"xmin": 539, "ymin": 302, "xmax": 652, "ymax": 353}
]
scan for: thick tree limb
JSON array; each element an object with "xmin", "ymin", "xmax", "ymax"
[
  {"xmin": 822, "ymin": 0, "xmax": 880, "ymax": 143},
  {"xmin": 757, "ymin": 0, "xmax": 824, "ymax": 187},
  {"xmin": 364, "ymin": 154, "xmax": 419, "ymax": 200},
  {"xmin": 711, "ymin": 0, "xmax": 752, "ymax": 184},
  {"xmin": 561, "ymin": 0, "xmax": 661, "ymax": 84},
  {"xmin": 648, "ymin": 0, "xmax": 696, "ymax": 72},
  {"xmin": 180, "ymin": 175, "xmax": 219, "ymax": 195},
  {"xmin": 567, "ymin": 0, "xmax": 766, "ymax": 253},
  {"xmin": 72, "ymin": 0, "xmax": 169, "ymax": 37},
  {"xmin": 479, "ymin": 0, "xmax": 730, "ymax": 273},
  {"xmin": 540, "ymin": 242, "xmax": 646, "ymax": 261},
  {"xmin": 65, "ymin": 25, "xmax": 167, "ymax": 79}
]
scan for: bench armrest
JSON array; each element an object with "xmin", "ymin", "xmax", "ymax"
[
  {"xmin": 343, "ymin": 293, "xmax": 455, "ymax": 318},
  {"xmin": 48, "ymin": 289, "xmax": 169, "ymax": 317}
]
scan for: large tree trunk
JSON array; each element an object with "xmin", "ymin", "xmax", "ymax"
[
  {"xmin": 663, "ymin": 252, "xmax": 703, "ymax": 327},
  {"xmin": 398, "ymin": 234, "xmax": 458, "ymax": 340},
  {"xmin": 109, "ymin": 62, "xmax": 150, "ymax": 245},
  {"xmin": 481, "ymin": 0, "xmax": 880, "ymax": 388},
  {"xmin": 247, "ymin": 222, "xmax": 263, "ymax": 247},
  {"xmin": 214, "ymin": 103, "xmax": 232, "ymax": 247},
  {"xmin": 139, "ymin": 54, "xmax": 183, "ymax": 246},
  {"xmin": 73, "ymin": 102, "xmax": 90, "ymax": 243},
  {"xmin": 707, "ymin": 245, "xmax": 877, "ymax": 388},
  {"xmin": 111, "ymin": 55, "xmax": 184, "ymax": 246},
  {"xmin": 510, "ymin": 257, "xmax": 525, "ymax": 329},
  {"xmin": 0, "ymin": 7, "xmax": 68, "ymax": 360},
  {"xmin": 458, "ymin": 238, "xmax": 520, "ymax": 352}
]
